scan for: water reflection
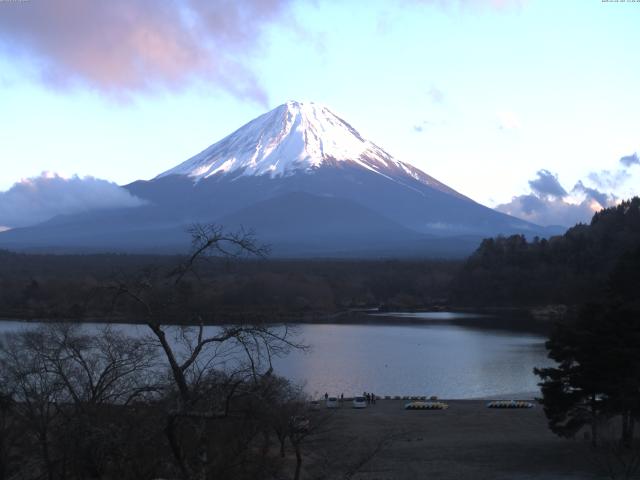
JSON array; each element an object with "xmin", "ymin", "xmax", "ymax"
[
  {"xmin": 0, "ymin": 314, "xmax": 552, "ymax": 399},
  {"xmin": 371, "ymin": 311, "xmax": 487, "ymax": 320},
  {"xmin": 272, "ymin": 320, "xmax": 552, "ymax": 399}
]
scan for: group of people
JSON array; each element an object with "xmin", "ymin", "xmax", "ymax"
[
  {"xmin": 363, "ymin": 391, "xmax": 376, "ymax": 404},
  {"xmin": 323, "ymin": 392, "xmax": 376, "ymax": 404},
  {"xmin": 324, "ymin": 392, "xmax": 377, "ymax": 405}
]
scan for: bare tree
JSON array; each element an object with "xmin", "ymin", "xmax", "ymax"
[
  {"xmin": 0, "ymin": 323, "xmax": 161, "ymax": 480},
  {"xmin": 34, "ymin": 323, "xmax": 159, "ymax": 407},
  {"xmin": 0, "ymin": 329, "xmax": 66, "ymax": 480},
  {"xmin": 0, "ymin": 387, "xmax": 19, "ymax": 480},
  {"xmin": 108, "ymin": 224, "xmax": 307, "ymax": 479},
  {"xmin": 0, "ymin": 225, "xmax": 307, "ymax": 480},
  {"xmin": 288, "ymin": 404, "xmax": 331, "ymax": 480}
]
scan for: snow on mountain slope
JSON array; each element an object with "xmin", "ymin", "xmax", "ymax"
[{"xmin": 156, "ymin": 101, "xmax": 464, "ymax": 199}]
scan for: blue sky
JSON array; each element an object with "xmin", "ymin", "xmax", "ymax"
[{"xmin": 0, "ymin": 0, "xmax": 639, "ymax": 228}]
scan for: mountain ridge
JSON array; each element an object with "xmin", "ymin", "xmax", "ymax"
[
  {"xmin": 156, "ymin": 100, "xmax": 468, "ymax": 201},
  {"xmin": 0, "ymin": 101, "xmax": 560, "ymax": 257}
]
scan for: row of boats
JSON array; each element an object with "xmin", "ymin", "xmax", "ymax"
[{"xmin": 404, "ymin": 400, "xmax": 535, "ymax": 410}]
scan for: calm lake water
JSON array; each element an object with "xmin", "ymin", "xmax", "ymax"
[{"xmin": 0, "ymin": 312, "xmax": 552, "ymax": 399}]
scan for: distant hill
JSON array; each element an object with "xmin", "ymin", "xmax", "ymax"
[{"xmin": 453, "ymin": 197, "xmax": 640, "ymax": 306}]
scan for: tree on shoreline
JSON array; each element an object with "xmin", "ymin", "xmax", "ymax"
[
  {"xmin": 535, "ymin": 246, "xmax": 640, "ymax": 449},
  {"xmin": 108, "ymin": 223, "xmax": 308, "ymax": 478},
  {"xmin": 0, "ymin": 225, "xmax": 314, "ymax": 479},
  {"xmin": 0, "ymin": 323, "xmax": 162, "ymax": 479}
]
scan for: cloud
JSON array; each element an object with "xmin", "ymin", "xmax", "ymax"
[
  {"xmin": 0, "ymin": 172, "xmax": 146, "ymax": 229},
  {"xmin": 427, "ymin": 86, "xmax": 445, "ymax": 104},
  {"xmin": 496, "ymin": 169, "xmax": 620, "ymax": 227},
  {"xmin": 0, "ymin": 0, "xmax": 292, "ymax": 103},
  {"xmin": 413, "ymin": 120, "xmax": 433, "ymax": 133},
  {"xmin": 586, "ymin": 169, "xmax": 630, "ymax": 190},
  {"xmin": 496, "ymin": 194, "xmax": 597, "ymax": 227},
  {"xmin": 496, "ymin": 110, "xmax": 521, "ymax": 130},
  {"xmin": 528, "ymin": 170, "xmax": 567, "ymax": 199},
  {"xmin": 572, "ymin": 181, "xmax": 615, "ymax": 210},
  {"xmin": 620, "ymin": 152, "xmax": 640, "ymax": 167}
]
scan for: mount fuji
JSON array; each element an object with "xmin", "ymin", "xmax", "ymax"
[{"xmin": 0, "ymin": 101, "xmax": 553, "ymax": 257}]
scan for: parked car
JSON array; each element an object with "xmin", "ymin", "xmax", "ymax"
[
  {"xmin": 310, "ymin": 400, "xmax": 321, "ymax": 410},
  {"xmin": 352, "ymin": 396, "xmax": 367, "ymax": 409},
  {"xmin": 326, "ymin": 396, "xmax": 339, "ymax": 408}
]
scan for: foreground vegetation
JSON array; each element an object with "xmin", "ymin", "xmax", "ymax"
[
  {"xmin": 0, "ymin": 227, "xmax": 331, "ymax": 480},
  {"xmin": 0, "ymin": 321, "xmax": 329, "ymax": 480}
]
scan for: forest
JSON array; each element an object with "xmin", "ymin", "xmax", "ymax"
[
  {"xmin": 452, "ymin": 197, "xmax": 640, "ymax": 307},
  {"xmin": 0, "ymin": 250, "xmax": 459, "ymax": 323}
]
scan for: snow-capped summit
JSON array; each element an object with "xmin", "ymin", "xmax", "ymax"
[
  {"xmin": 158, "ymin": 101, "xmax": 372, "ymax": 179},
  {"xmin": 156, "ymin": 101, "xmax": 457, "ymax": 196}
]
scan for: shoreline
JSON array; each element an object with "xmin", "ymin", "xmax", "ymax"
[
  {"xmin": 0, "ymin": 306, "xmax": 560, "ymax": 335},
  {"xmin": 313, "ymin": 394, "xmax": 541, "ymax": 402}
]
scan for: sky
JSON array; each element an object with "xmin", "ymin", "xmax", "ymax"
[{"xmin": 0, "ymin": 0, "xmax": 639, "ymax": 228}]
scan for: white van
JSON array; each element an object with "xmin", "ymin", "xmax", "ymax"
[{"xmin": 352, "ymin": 396, "xmax": 367, "ymax": 409}]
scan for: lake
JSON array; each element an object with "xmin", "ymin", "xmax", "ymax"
[{"xmin": 0, "ymin": 312, "xmax": 552, "ymax": 399}]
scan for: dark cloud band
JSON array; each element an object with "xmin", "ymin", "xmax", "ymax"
[{"xmin": 527, "ymin": 169, "xmax": 567, "ymax": 199}]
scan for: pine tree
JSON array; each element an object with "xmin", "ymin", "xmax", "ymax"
[{"xmin": 535, "ymin": 247, "xmax": 640, "ymax": 447}]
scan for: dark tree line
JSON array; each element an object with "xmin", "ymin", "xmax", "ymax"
[
  {"xmin": 0, "ymin": 249, "xmax": 460, "ymax": 322},
  {"xmin": 453, "ymin": 197, "xmax": 640, "ymax": 307}
]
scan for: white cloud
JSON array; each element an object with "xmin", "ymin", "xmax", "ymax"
[
  {"xmin": 495, "ymin": 150, "xmax": 640, "ymax": 227},
  {"xmin": 496, "ymin": 194, "xmax": 605, "ymax": 227},
  {"xmin": 0, "ymin": 172, "xmax": 146, "ymax": 228},
  {"xmin": 427, "ymin": 85, "xmax": 445, "ymax": 104},
  {"xmin": 496, "ymin": 110, "xmax": 521, "ymax": 130},
  {"xmin": 496, "ymin": 169, "xmax": 618, "ymax": 227}
]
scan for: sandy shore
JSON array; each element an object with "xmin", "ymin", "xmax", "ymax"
[{"xmin": 308, "ymin": 399, "xmax": 601, "ymax": 479}]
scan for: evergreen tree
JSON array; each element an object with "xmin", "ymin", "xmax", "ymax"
[
  {"xmin": 535, "ymin": 247, "xmax": 640, "ymax": 447},
  {"xmin": 534, "ymin": 304, "xmax": 611, "ymax": 445}
]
